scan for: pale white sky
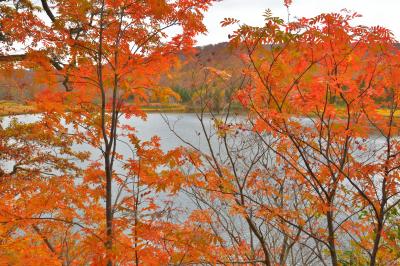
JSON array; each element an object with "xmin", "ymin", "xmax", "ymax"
[{"xmin": 196, "ymin": 0, "xmax": 400, "ymax": 45}]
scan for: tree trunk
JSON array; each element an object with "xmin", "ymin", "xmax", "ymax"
[
  {"xmin": 370, "ymin": 216, "xmax": 383, "ymax": 266},
  {"xmin": 105, "ymin": 154, "xmax": 113, "ymax": 266},
  {"xmin": 327, "ymin": 209, "xmax": 338, "ymax": 266}
]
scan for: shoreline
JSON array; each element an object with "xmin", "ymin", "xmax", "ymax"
[
  {"xmin": 1, "ymin": 101, "xmax": 399, "ymax": 118},
  {"xmin": 0, "ymin": 101, "xmax": 245, "ymax": 116}
]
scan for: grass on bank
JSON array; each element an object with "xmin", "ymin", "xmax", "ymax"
[
  {"xmin": 376, "ymin": 108, "xmax": 400, "ymax": 117},
  {"xmin": 2, "ymin": 100, "xmax": 400, "ymax": 117},
  {"xmin": 335, "ymin": 105, "xmax": 400, "ymax": 118},
  {"xmin": 140, "ymin": 103, "xmax": 187, "ymax": 112},
  {"xmin": 0, "ymin": 100, "xmax": 37, "ymax": 116},
  {"xmin": 0, "ymin": 101, "xmax": 189, "ymax": 116}
]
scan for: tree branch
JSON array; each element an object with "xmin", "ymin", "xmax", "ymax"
[{"xmin": 40, "ymin": 0, "xmax": 56, "ymax": 22}]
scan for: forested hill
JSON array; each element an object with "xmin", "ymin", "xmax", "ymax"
[
  {"xmin": 3, "ymin": 42, "xmax": 400, "ymax": 105},
  {"xmin": 0, "ymin": 42, "xmax": 244, "ymax": 104},
  {"xmin": 0, "ymin": 69, "xmax": 44, "ymax": 102},
  {"xmin": 161, "ymin": 42, "xmax": 244, "ymax": 93}
]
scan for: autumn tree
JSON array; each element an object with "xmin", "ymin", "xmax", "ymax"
[
  {"xmin": 0, "ymin": 0, "xmax": 216, "ymax": 264},
  {"xmin": 224, "ymin": 9, "xmax": 400, "ymax": 266}
]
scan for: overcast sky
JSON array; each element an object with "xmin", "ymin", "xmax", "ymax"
[{"xmin": 195, "ymin": 0, "xmax": 400, "ymax": 46}]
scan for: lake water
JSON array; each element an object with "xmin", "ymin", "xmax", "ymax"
[
  {"xmin": 1, "ymin": 113, "xmax": 226, "ymax": 212},
  {"xmin": 1, "ymin": 112, "xmax": 218, "ymax": 152},
  {"xmin": 1, "ymin": 112, "xmax": 387, "ymax": 180}
]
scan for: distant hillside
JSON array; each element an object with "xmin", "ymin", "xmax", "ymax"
[
  {"xmin": 0, "ymin": 42, "xmax": 243, "ymax": 104},
  {"xmin": 0, "ymin": 69, "xmax": 44, "ymax": 102},
  {"xmin": 162, "ymin": 42, "xmax": 244, "ymax": 91}
]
